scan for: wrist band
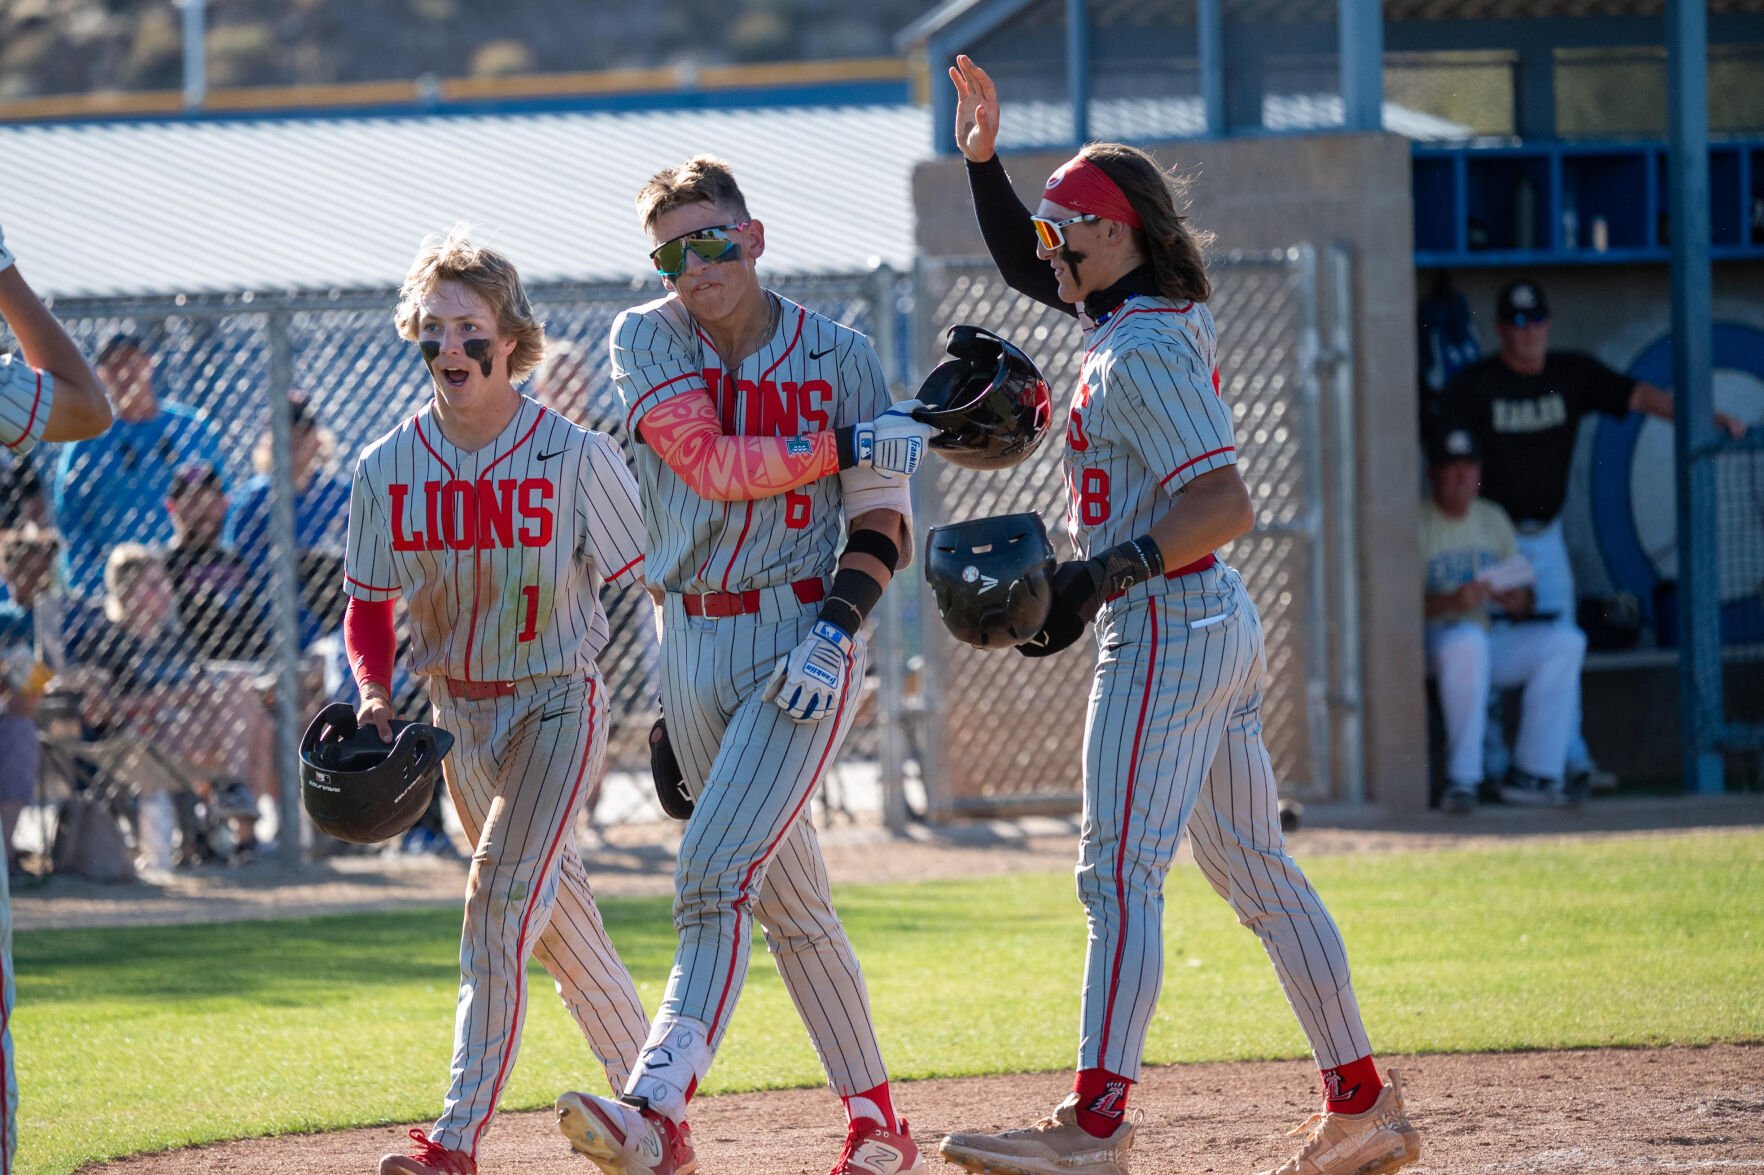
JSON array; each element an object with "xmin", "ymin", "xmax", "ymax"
[
  {"xmin": 1096, "ymin": 534, "xmax": 1166, "ymax": 596},
  {"xmin": 819, "ymin": 565, "xmax": 886, "ymax": 635},
  {"xmin": 842, "ymin": 528, "xmax": 901, "ymax": 572}
]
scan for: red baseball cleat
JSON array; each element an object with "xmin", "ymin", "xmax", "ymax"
[
  {"xmin": 379, "ymin": 1128, "xmax": 476, "ymax": 1175},
  {"xmin": 830, "ymin": 1117, "xmax": 925, "ymax": 1174}
]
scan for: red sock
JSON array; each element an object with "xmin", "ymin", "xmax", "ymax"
[
  {"xmin": 1321, "ymin": 1055, "xmax": 1382, "ymax": 1115},
  {"xmin": 1073, "ymin": 1068, "xmax": 1133, "ymax": 1138},
  {"xmin": 841, "ymin": 1082, "xmax": 898, "ymax": 1133}
]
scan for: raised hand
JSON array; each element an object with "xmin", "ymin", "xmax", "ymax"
[{"xmin": 948, "ymin": 54, "xmax": 1001, "ymax": 164}]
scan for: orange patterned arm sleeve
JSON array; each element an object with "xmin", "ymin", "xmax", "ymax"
[{"xmin": 638, "ymin": 385, "xmax": 842, "ymax": 501}]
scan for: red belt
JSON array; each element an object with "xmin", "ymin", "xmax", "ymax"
[
  {"xmin": 442, "ymin": 677, "xmax": 517, "ymax": 700},
  {"xmin": 1106, "ymin": 553, "xmax": 1217, "ymax": 603},
  {"xmin": 681, "ymin": 577, "xmax": 825, "ymax": 618}
]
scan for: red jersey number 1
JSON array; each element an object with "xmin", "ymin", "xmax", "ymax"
[{"xmin": 517, "ymin": 585, "xmax": 540, "ymax": 643}]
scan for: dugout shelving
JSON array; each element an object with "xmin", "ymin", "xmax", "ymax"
[{"xmin": 1413, "ymin": 138, "xmax": 1764, "ymax": 266}]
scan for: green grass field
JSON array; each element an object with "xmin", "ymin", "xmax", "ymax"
[{"xmin": 17, "ymin": 831, "xmax": 1764, "ymax": 1175}]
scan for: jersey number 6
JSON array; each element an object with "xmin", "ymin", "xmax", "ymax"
[{"xmin": 785, "ymin": 488, "xmax": 812, "ymax": 529}]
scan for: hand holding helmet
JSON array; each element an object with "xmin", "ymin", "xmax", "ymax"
[
  {"xmin": 299, "ymin": 702, "xmax": 454, "ymax": 844},
  {"xmin": 914, "ymin": 325, "xmax": 1053, "ymax": 471}
]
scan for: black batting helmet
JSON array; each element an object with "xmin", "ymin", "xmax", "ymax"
[
  {"xmin": 299, "ymin": 703, "xmax": 454, "ymax": 845},
  {"xmin": 924, "ymin": 512, "xmax": 1057, "ymax": 649},
  {"xmin": 914, "ymin": 325, "xmax": 1053, "ymax": 470}
]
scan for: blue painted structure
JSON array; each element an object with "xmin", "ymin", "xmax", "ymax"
[{"xmin": 899, "ymin": 0, "xmax": 1763, "ymax": 792}]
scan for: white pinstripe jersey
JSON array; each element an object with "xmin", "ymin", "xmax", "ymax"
[
  {"xmin": 0, "ymin": 354, "xmax": 53, "ymax": 456},
  {"xmin": 1063, "ymin": 297, "xmax": 1235, "ymax": 556},
  {"xmin": 343, "ymin": 396, "xmax": 645, "ymax": 682},
  {"xmin": 610, "ymin": 292, "xmax": 892, "ymax": 593}
]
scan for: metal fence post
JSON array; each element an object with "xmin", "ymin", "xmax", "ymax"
[
  {"xmin": 1667, "ymin": 0, "xmax": 1724, "ymax": 795},
  {"xmin": 910, "ymin": 259, "xmax": 950, "ymax": 821},
  {"xmin": 1326, "ymin": 244, "xmax": 1365, "ymax": 804},
  {"xmin": 869, "ymin": 263, "xmax": 911, "ymax": 832},
  {"xmin": 1291, "ymin": 245, "xmax": 1333, "ymax": 801},
  {"xmin": 265, "ymin": 309, "xmax": 307, "ymax": 858}
]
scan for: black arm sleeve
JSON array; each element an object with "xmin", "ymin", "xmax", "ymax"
[{"xmin": 967, "ymin": 156, "xmax": 1077, "ymax": 317}]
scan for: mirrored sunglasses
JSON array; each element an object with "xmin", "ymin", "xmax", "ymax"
[
  {"xmin": 650, "ymin": 222, "xmax": 751, "ymax": 278},
  {"xmin": 1031, "ymin": 213, "xmax": 1100, "ymax": 251}
]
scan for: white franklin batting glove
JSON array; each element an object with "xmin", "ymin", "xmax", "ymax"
[
  {"xmin": 852, "ymin": 399, "xmax": 936, "ymax": 477},
  {"xmin": 0, "ymin": 223, "xmax": 14, "ymax": 273},
  {"xmin": 762, "ymin": 619, "xmax": 854, "ymax": 723}
]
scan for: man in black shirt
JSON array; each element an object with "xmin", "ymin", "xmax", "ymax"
[{"xmin": 1443, "ymin": 278, "xmax": 1746, "ymax": 790}]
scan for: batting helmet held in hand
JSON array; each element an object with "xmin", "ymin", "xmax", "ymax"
[
  {"xmin": 299, "ymin": 702, "xmax": 454, "ymax": 845},
  {"xmin": 914, "ymin": 325, "xmax": 1052, "ymax": 470},
  {"xmin": 924, "ymin": 512, "xmax": 1057, "ymax": 649}
]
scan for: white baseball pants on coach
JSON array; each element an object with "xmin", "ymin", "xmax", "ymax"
[{"xmin": 1429, "ymin": 619, "xmax": 1586, "ymax": 789}]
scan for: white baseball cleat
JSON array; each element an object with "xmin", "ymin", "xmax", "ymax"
[
  {"xmin": 555, "ymin": 1091, "xmax": 696, "ymax": 1175},
  {"xmin": 1255, "ymin": 1068, "xmax": 1421, "ymax": 1175}
]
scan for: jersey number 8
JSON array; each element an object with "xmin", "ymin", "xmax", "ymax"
[{"xmin": 1078, "ymin": 468, "xmax": 1111, "ymax": 526}]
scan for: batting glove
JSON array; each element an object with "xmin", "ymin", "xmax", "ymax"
[
  {"xmin": 851, "ymin": 400, "xmax": 936, "ymax": 477},
  {"xmin": 763, "ymin": 619, "xmax": 854, "ymax": 722},
  {"xmin": 0, "ymin": 223, "xmax": 14, "ymax": 273},
  {"xmin": 1017, "ymin": 560, "xmax": 1108, "ymax": 659}
]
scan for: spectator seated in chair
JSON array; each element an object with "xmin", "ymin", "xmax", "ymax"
[
  {"xmin": 165, "ymin": 462, "xmax": 267, "ymax": 663},
  {"xmin": 64, "ymin": 544, "xmax": 274, "ymax": 867},
  {"xmin": 1420, "ymin": 427, "xmax": 1587, "ymax": 813}
]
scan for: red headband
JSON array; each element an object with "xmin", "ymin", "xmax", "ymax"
[{"xmin": 1043, "ymin": 156, "xmax": 1142, "ymax": 228}]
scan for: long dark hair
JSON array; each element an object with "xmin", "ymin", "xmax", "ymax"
[{"xmin": 1082, "ymin": 142, "xmax": 1212, "ymax": 304}]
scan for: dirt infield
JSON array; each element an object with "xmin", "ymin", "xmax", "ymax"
[
  {"xmin": 48, "ymin": 795, "xmax": 1764, "ymax": 1174},
  {"xmin": 80, "ymin": 1045, "xmax": 1764, "ymax": 1173}
]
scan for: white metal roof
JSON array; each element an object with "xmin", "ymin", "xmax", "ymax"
[{"xmin": 0, "ymin": 104, "xmax": 935, "ymax": 298}]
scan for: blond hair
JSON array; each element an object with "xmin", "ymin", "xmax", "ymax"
[
  {"xmin": 635, "ymin": 156, "xmax": 750, "ymax": 232},
  {"xmin": 393, "ymin": 226, "xmax": 546, "ymax": 380},
  {"xmin": 103, "ymin": 543, "xmax": 165, "ymax": 623}
]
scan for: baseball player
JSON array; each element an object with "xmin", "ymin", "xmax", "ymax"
[
  {"xmin": 554, "ymin": 156, "xmax": 932, "ymax": 1175},
  {"xmin": 937, "ymin": 58, "xmax": 1420, "ymax": 1175},
  {"xmin": 0, "ymin": 221, "xmax": 116, "ymax": 1175},
  {"xmin": 347, "ymin": 230, "xmax": 686, "ymax": 1175}
]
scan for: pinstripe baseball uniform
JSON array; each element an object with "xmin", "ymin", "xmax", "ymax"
[
  {"xmin": 1066, "ymin": 297, "xmax": 1372, "ymax": 1078},
  {"xmin": 0, "ymin": 353, "xmax": 52, "ymax": 455},
  {"xmin": 610, "ymin": 291, "xmax": 898, "ymax": 1110},
  {"xmin": 344, "ymin": 396, "xmax": 652, "ymax": 1157},
  {"xmin": 0, "ymin": 351, "xmax": 44, "ymax": 1175}
]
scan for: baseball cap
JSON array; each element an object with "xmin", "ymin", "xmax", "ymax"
[
  {"xmin": 1496, "ymin": 280, "xmax": 1550, "ymax": 326},
  {"xmin": 1424, "ymin": 426, "xmax": 1481, "ymax": 467},
  {"xmin": 96, "ymin": 332, "xmax": 147, "ymax": 365},
  {"xmin": 168, "ymin": 461, "xmax": 223, "ymax": 499}
]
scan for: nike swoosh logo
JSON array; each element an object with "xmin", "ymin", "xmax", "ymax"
[
  {"xmin": 538, "ymin": 448, "xmax": 566, "ymax": 461},
  {"xmin": 540, "ymin": 709, "xmax": 569, "ymax": 722},
  {"xmin": 808, "ymin": 345, "xmax": 836, "ymax": 361}
]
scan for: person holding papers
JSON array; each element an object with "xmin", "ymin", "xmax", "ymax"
[{"xmin": 1421, "ymin": 425, "xmax": 1586, "ymax": 813}]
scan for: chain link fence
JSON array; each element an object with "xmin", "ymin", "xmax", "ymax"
[
  {"xmin": 2, "ymin": 273, "xmax": 889, "ymax": 872},
  {"xmin": 906, "ymin": 249, "xmax": 1352, "ymax": 816},
  {"xmin": 2, "ymin": 251, "xmax": 1357, "ymax": 871}
]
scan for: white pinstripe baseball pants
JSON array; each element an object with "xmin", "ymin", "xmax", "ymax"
[
  {"xmin": 427, "ymin": 672, "xmax": 650, "ymax": 1157},
  {"xmin": 1077, "ymin": 566, "xmax": 1373, "ymax": 1078},
  {"xmin": 629, "ymin": 588, "xmax": 889, "ymax": 1105}
]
